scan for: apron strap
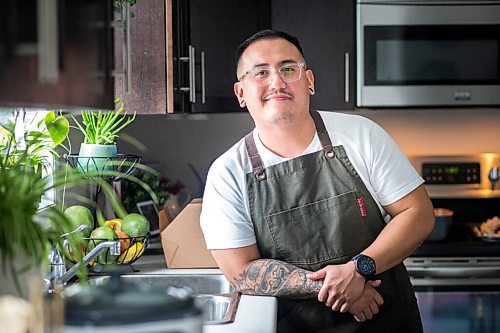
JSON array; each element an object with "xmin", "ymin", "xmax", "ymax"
[
  {"xmin": 244, "ymin": 132, "xmax": 266, "ymax": 180},
  {"xmin": 310, "ymin": 110, "xmax": 335, "ymax": 159}
]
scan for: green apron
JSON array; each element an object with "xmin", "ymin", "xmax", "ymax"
[{"xmin": 244, "ymin": 110, "xmax": 423, "ymax": 333}]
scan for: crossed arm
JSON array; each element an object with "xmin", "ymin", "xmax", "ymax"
[
  {"xmin": 211, "ymin": 243, "xmax": 382, "ymax": 321},
  {"xmin": 210, "ymin": 185, "xmax": 434, "ymax": 321},
  {"xmin": 226, "ymin": 249, "xmax": 322, "ymax": 299}
]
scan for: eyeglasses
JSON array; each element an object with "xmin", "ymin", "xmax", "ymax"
[{"xmin": 239, "ymin": 62, "xmax": 306, "ymax": 86}]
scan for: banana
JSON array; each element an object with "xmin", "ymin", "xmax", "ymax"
[{"xmin": 117, "ymin": 242, "xmax": 144, "ymax": 264}]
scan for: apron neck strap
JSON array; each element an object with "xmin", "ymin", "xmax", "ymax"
[
  {"xmin": 310, "ymin": 110, "xmax": 335, "ymax": 159},
  {"xmin": 245, "ymin": 132, "xmax": 266, "ymax": 180}
]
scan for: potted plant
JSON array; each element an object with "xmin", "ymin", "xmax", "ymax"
[{"xmin": 71, "ymin": 99, "xmax": 136, "ymax": 173}]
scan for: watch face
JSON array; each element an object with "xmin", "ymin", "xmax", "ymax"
[{"xmin": 356, "ymin": 255, "xmax": 376, "ymax": 276}]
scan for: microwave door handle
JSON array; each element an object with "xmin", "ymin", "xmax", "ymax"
[{"xmin": 344, "ymin": 52, "xmax": 349, "ymax": 103}]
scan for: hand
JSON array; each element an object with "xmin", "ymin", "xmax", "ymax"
[
  {"xmin": 349, "ymin": 280, "xmax": 384, "ymax": 322},
  {"xmin": 307, "ymin": 262, "xmax": 365, "ymax": 312}
]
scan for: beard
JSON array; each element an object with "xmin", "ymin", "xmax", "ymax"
[
  {"xmin": 269, "ymin": 110, "xmax": 295, "ymax": 125},
  {"xmin": 262, "ymin": 89, "xmax": 296, "ymax": 125}
]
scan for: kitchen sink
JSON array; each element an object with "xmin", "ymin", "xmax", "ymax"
[{"xmin": 89, "ymin": 274, "xmax": 239, "ymax": 324}]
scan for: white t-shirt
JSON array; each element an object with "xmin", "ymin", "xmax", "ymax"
[{"xmin": 200, "ymin": 112, "xmax": 424, "ymax": 250}]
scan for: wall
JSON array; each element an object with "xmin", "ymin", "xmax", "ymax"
[
  {"xmin": 118, "ymin": 113, "xmax": 254, "ymax": 198},
  {"xmin": 117, "ymin": 108, "xmax": 500, "ymax": 198}
]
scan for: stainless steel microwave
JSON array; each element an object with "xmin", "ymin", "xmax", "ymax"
[{"xmin": 356, "ymin": 0, "xmax": 500, "ymax": 107}]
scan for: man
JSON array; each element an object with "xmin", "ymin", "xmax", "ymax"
[{"xmin": 200, "ymin": 30, "xmax": 435, "ymax": 332}]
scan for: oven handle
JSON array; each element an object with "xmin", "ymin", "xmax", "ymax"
[{"xmin": 407, "ymin": 266, "xmax": 500, "ymax": 278}]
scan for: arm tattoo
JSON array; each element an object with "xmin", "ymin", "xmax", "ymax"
[{"xmin": 232, "ymin": 259, "xmax": 322, "ymax": 299}]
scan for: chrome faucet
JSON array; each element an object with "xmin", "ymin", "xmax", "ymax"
[
  {"xmin": 47, "ymin": 224, "xmax": 89, "ymax": 288},
  {"xmin": 56, "ymin": 241, "xmax": 120, "ymax": 284},
  {"xmin": 47, "ymin": 224, "xmax": 120, "ymax": 291}
]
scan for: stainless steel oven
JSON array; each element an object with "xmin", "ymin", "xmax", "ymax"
[
  {"xmin": 356, "ymin": 0, "xmax": 500, "ymax": 107},
  {"xmin": 406, "ymin": 153, "xmax": 500, "ymax": 332},
  {"xmin": 414, "ymin": 288, "xmax": 500, "ymax": 332}
]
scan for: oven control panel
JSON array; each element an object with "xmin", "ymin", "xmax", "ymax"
[
  {"xmin": 422, "ymin": 162, "xmax": 481, "ymax": 184},
  {"xmin": 408, "ymin": 153, "xmax": 500, "ymax": 198}
]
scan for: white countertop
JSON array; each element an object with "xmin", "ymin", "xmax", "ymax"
[{"xmin": 129, "ymin": 253, "xmax": 277, "ymax": 333}]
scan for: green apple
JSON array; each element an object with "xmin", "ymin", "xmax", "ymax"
[{"xmin": 63, "ymin": 205, "xmax": 94, "ymax": 237}]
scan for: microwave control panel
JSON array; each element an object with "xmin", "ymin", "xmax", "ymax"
[{"xmin": 422, "ymin": 163, "xmax": 481, "ymax": 185}]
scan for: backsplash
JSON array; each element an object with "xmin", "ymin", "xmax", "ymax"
[{"xmin": 355, "ymin": 108, "xmax": 500, "ymax": 156}]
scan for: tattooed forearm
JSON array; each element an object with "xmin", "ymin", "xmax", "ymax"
[{"xmin": 232, "ymin": 259, "xmax": 322, "ymax": 299}]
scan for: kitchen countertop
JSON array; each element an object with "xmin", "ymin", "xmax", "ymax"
[{"xmin": 128, "ymin": 252, "xmax": 277, "ymax": 333}]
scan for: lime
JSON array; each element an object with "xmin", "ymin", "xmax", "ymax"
[
  {"xmin": 121, "ymin": 213, "xmax": 150, "ymax": 238},
  {"xmin": 90, "ymin": 226, "xmax": 117, "ymax": 240},
  {"xmin": 89, "ymin": 226, "xmax": 118, "ymax": 264},
  {"xmin": 63, "ymin": 205, "xmax": 94, "ymax": 237}
]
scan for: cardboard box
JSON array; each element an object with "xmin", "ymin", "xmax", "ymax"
[
  {"xmin": 158, "ymin": 208, "xmax": 171, "ymax": 233},
  {"xmin": 161, "ymin": 199, "xmax": 218, "ymax": 268}
]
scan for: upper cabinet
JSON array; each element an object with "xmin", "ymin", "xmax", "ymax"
[
  {"xmin": 0, "ymin": 0, "xmax": 115, "ymax": 110},
  {"xmin": 171, "ymin": 0, "xmax": 271, "ymax": 113},
  {"xmin": 272, "ymin": 0, "xmax": 356, "ymax": 111},
  {"xmin": 114, "ymin": 0, "xmax": 167, "ymax": 114}
]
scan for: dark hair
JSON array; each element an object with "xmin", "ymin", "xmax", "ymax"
[{"xmin": 235, "ymin": 30, "xmax": 305, "ymax": 71}]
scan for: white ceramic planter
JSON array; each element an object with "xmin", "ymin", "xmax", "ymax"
[{"xmin": 78, "ymin": 143, "xmax": 117, "ymax": 174}]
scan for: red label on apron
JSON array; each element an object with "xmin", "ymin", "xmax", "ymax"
[{"xmin": 357, "ymin": 196, "xmax": 367, "ymax": 217}]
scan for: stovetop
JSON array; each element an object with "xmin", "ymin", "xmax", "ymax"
[{"xmin": 411, "ymin": 223, "xmax": 500, "ymax": 257}]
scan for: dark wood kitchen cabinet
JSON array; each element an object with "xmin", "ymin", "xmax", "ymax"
[
  {"xmin": 0, "ymin": 0, "xmax": 115, "ymax": 110},
  {"xmin": 114, "ymin": 0, "xmax": 168, "ymax": 114},
  {"xmin": 272, "ymin": 0, "xmax": 356, "ymax": 111},
  {"xmin": 173, "ymin": 0, "xmax": 271, "ymax": 113}
]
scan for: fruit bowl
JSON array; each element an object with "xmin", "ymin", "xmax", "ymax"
[{"xmin": 65, "ymin": 234, "xmax": 149, "ymax": 266}]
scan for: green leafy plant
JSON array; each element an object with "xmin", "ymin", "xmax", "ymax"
[
  {"xmin": 71, "ymin": 99, "xmax": 136, "ymax": 145},
  {"xmin": 0, "ymin": 111, "xmax": 70, "ymax": 173},
  {"xmin": 0, "ymin": 110, "xmax": 156, "ymax": 295},
  {"xmin": 0, "ymin": 111, "xmax": 78, "ymax": 294}
]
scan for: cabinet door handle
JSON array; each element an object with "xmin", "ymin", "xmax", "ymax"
[
  {"xmin": 188, "ymin": 45, "xmax": 193, "ymax": 102},
  {"xmin": 124, "ymin": 2, "xmax": 132, "ymax": 94},
  {"xmin": 190, "ymin": 45, "xmax": 196, "ymax": 103},
  {"xmin": 111, "ymin": 2, "xmax": 132, "ymax": 94},
  {"xmin": 201, "ymin": 51, "xmax": 206, "ymax": 104},
  {"xmin": 344, "ymin": 52, "xmax": 349, "ymax": 103},
  {"xmin": 37, "ymin": 0, "xmax": 59, "ymax": 83}
]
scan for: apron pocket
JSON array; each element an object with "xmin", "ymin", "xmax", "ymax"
[{"xmin": 264, "ymin": 191, "xmax": 370, "ymax": 266}]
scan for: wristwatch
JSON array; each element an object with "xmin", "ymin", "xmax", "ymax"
[{"xmin": 352, "ymin": 254, "xmax": 376, "ymax": 280}]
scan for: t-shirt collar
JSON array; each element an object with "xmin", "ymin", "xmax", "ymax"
[{"xmin": 252, "ymin": 128, "xmax": 321, "ymax": 167}]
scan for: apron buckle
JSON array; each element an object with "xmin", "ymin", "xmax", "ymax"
[
  {"xmin": 324, "ymin": 150, "xmax": 335, "ymax": 159},
  {"xmin": 256, "ymin": 172, "xmax": 266, "ymax": 180}
]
